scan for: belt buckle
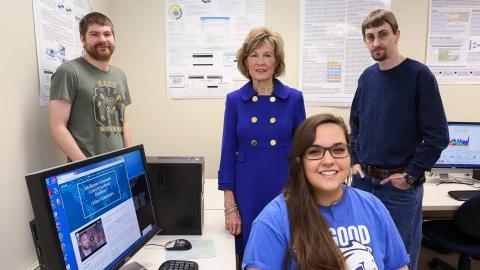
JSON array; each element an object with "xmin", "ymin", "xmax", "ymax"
[{"xmin": 367, "ymin": 166, "xmax": 379, "ymax": 177}]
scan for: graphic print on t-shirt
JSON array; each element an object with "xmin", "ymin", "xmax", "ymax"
[
  {"xmin": 330, "ymin": 225, "xmax": 379, "ymax": 270},
  {"xmin": 92, "ymin": 80, "xmax": 126, "ymax": 136}
]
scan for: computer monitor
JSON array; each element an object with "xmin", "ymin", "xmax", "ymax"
[
  {"xmin": 26, "ymin": 145, "xmax": 159, "ymax": 270},
  {"xmin": 432, "ymin": 122, "xmax": 480, "ymax": 180}
]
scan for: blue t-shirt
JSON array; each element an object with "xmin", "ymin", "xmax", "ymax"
[{"xmin": 242, "ymin": 186, "xmax": 409, "ymax": 270}]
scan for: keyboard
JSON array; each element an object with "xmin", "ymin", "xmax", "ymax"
[
  {"xmin": 159, "ymin": 260, "xmax": 198, "ymax": 270},
  {"xmin": 448, "ymin": 190, "xmax": 480, "ymax": 201}
]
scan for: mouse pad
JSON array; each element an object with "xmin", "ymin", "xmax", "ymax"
[{"xmin": 165, "ymin": 239, "xmax": 216, "ymax": 260}]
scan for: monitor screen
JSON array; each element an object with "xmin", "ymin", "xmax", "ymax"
[
  {"xmin": 434, "ymin": 122, "xmax": 480, "ymax": 169},
  {"xmin": 26, "ymin": 145, "xmax": 159, "ymax": 270}
]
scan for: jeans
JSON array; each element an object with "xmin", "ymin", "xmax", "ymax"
[{"xmin": 352, "ymin": 172, "xmax": 423, "ymax": 270}]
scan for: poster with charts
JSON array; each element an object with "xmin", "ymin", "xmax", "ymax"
[
  {"xmin": 165, "ymin": 0, "xmax": 264, "ymax": 99},
  {"xmin": 33, "ymin": 0, "xmax": 93, "ymax": 106},
  {"xmin": 299, "ymin": 0, "xmax": 390, "ymax": 107},
  {"xmin": 426, "ymin": 0, "xmax": 480, "ymax": 84}
]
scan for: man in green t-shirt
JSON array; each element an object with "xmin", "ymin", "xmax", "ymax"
[{"xmin": 49, "ymin": 12, "xmax": 132, "ymax": 161}]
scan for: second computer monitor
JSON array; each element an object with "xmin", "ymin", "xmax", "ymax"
[{"xmin": 433, "ymin": 122, "xmax": 480, "ymax": 179}]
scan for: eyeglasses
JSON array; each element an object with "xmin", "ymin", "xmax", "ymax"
[{"xmin": 304, "ymin": 144, "xmax": 350, "ymax": 160}]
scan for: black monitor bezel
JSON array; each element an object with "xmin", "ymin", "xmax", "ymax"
[
  {"xmin": 433, "ymin": 121, "xmax": 480, "ymax": 169},
  {"xmin": 26, "ymin": 144, "xmax": 160, "ymax": 270}
]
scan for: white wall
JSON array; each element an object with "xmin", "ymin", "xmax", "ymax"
[
  {"xmin": 97, "ymin": 0, "xmax": 348, "ymax": 181},
  {"xmin": 0, "ymin": 1, "xmax": 108, "ymax": 269},
  {"xmin": 1, "ymin": 0, "xmax": 479, "ymax": 269},
  {"xmin": 0, "ymin": 1, "xmax": 65, "ymax": 268},
  {"xmin": 99, "ymin": 0, "xmax": 480, "ymax": 179}
]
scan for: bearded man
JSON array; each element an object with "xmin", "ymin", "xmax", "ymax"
[
  {"xmin": 49, "ymin": 12, "xmax": 132, "ymax": 160},
  {"xmin": 349, "ymin": 9, "xmax": 449, "ymax": 270}
]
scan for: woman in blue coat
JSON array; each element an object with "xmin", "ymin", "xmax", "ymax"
[{"xmin": 218, "ymin": 27, "xmax": 306, "ymax": 257}]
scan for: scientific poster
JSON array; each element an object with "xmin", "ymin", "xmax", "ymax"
[
  {"xmin": 299, "ymin": 0, "xmax": 390, "ymax": 107},
  {"xmin": 165, "ymin": 0, "xmax": 265, "ymax": 99},
  {"xmin": 426, "ymin": 0, "xmax": 480, "ymax": 84},
  {"xmin": 32, "ymin": 0, "xmax": 93, "ymax": 106}
]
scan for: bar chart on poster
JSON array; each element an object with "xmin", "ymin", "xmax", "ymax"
[{"xmin": 298, "ymin": 0, "xmax": 390, "ymax": 106}]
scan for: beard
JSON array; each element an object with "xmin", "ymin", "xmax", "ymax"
[
  {"xmin": 371, "ymin": 49, "xmax": 387, "ymax": 61},
  {"xmin": 84, "ymin": 42, "xmax": 115, "ymax": 61}
]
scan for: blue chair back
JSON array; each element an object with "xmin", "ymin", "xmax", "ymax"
[{"xmin": 454, "ymin": 194, "xmax": 480, "ymax": 239}]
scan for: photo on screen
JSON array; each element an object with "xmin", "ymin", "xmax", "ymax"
[{"xmin": 75, "ymin": 218, "xmax": 107, "ymax": 261}]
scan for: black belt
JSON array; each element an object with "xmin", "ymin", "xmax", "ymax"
[{"xmin": 362, "ymin": 165, "xmax": 405, "ymax": 178}]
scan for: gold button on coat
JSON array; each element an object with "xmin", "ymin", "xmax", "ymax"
[
  {"xmin": 270, "ymin": 139, "xmax": 277, "ymax": 146},
  {"xmin": 252, "ymin": 96, "xmax": 258, "ymax": 102},
  {"xmin": 270, "ymin": 117, "xmax": 276, "ymax": 124},
  {"xmin": 251, "ymin": 140, "xmax": 258, "ymax": 147},
  {"xmin": 251, "ymin": 117, "xmax": 258, "ymax": 123},
  {"xmin": 270, "ymin": 96, "xmax": 276, "ymax": 103}
]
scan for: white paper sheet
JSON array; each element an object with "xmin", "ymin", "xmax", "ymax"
[
  {"xmin": 165, "ymin": 0, "xmax": 265, "ymax": 99},
  {"xmin": 299, "ymin": 0, "xmax": 391, "ymax": 107},
  {"xmin": 426, "ymin": 0, "xmax": 480, "ymax": 84},
  {"xmin": 32, "ymin": 0, "xmax": 93, "ymax": 106}
]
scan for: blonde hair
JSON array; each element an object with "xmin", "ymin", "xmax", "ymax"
[{"xmin": 236, "ymin": 27, "xmax": 285, "ymax": 79}]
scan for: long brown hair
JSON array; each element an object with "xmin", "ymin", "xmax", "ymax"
[{"xmin": 284, "ymin": 114, "xmax": 348, "ymax": 270}]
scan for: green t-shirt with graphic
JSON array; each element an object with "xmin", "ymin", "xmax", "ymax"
[{"xmin": 50, "ymin": 57, "xmax": 132, "ymax": 157}]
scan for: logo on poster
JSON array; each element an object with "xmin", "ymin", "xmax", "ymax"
[{"xmin": 168, "ymin": 4, "xmax": 183, "ymax": 20}]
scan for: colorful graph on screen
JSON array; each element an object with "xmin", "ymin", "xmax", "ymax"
[
  {"xmin": 435, "ymin": 123, "xmax": 480, "ymax": 167},
  {"xmin": 449, "ymin": 136, "xmax": 470, "ymax": 146}
]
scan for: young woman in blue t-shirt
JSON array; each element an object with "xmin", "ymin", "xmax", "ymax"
[{"xmin": 242, "ymin": 114, "xmax": 409, "ymax": 270}]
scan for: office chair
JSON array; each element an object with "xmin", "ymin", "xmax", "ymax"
[{"xmin": 422, "ymin": 195, "xmax": 480, "ymax": 270}]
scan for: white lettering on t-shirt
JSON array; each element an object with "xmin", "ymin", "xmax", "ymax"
[
  {"xmin": 337, "ymin": 227, "xmax": 348, "ymax": 246},
  {"xmin": 358, "ymin": 225, "xmax": 371, "ymax": 244},
  {"xmin": 330, "ymin": 225, "xmax": 371, "ymax": 246}
]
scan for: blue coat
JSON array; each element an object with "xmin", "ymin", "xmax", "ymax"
[{"xmin": 218, "ymin": 78, "xmax": 306, "ymax": 254}]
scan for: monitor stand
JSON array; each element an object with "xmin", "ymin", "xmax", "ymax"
[
  {"xmin": 437, "ymin": 173, "xmax": 450, "ymax": 181},
  {"xmin": 119, "ymin": 262, "xmax": 147, "ymax": 270},
  {"xmin": 431, "ymin": 173, "xmax": 453, "ymax": 184}
]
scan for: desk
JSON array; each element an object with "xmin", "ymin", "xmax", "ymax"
[
  {"xmin": 128, "ymin": 209, "xmax": 235, "ymax": 270},
  {"xmin": 422, "ymin": 176, "xmax": 478, "ymax": 219},
  {"xmin": 205, "ymin": 176, "xmax": 476, "ymax": 218},
  {"xmin": 204, "ymin": 179, "xmax": 223, "ymax": 210},
  {"xmin": 206, "ymin": 176, "xmax": 477, "ymax": 219}
]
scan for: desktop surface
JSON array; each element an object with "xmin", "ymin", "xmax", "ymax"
[
  {"xmin": 126, "ymin": 210, "xmax": 235, "ymax": 270},
  {"xmin": 423, "ymin": 174, "xmax": 480, "ymax": 218}
]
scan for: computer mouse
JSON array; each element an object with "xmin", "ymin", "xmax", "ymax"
[{"xmin": 165, "ymin": 239, "xmax": 192, "ymax": 250}]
